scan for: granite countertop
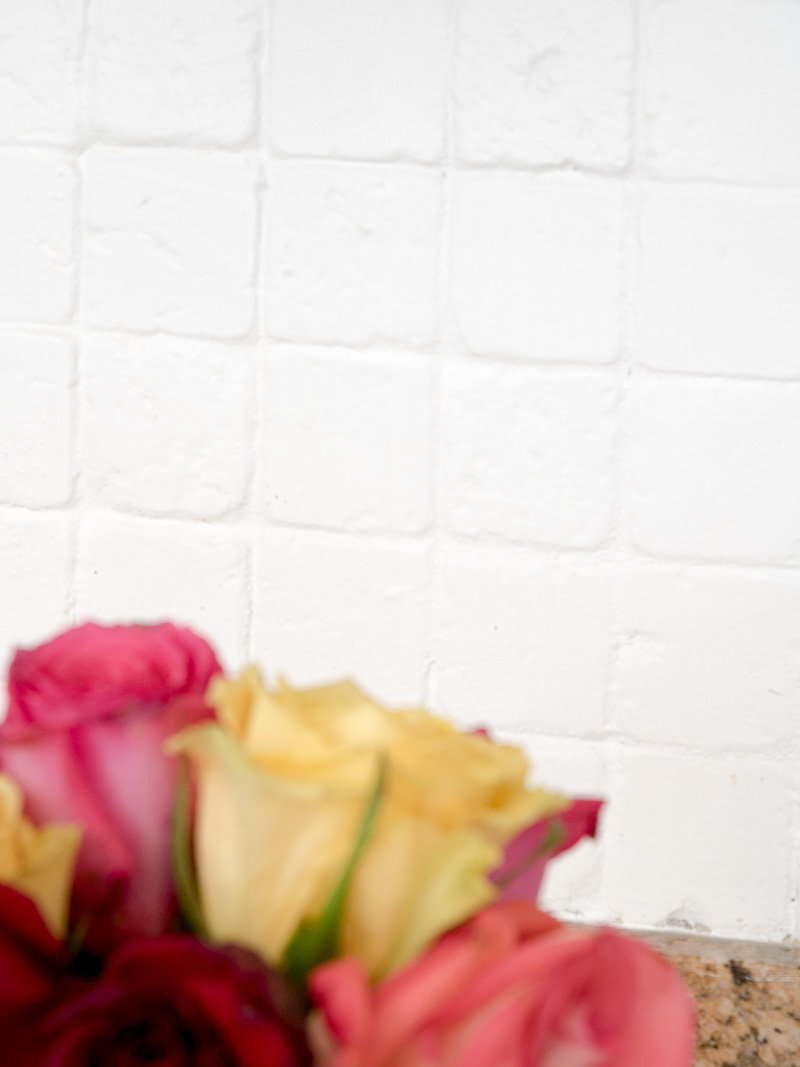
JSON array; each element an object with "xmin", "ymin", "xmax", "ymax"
[{"xmin": 642, "ymin": 932, "xmax": 800, "ymax": 1066}]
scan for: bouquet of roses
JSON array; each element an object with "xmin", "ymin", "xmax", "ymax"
[{"xmin": 0, "ymin": 622, "xmax": 695, "ymax": 1066}]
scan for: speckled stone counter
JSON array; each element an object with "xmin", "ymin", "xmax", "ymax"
[{"xmin": 643, "ymin": 932, "xmax": 800, "ymax": 1066}]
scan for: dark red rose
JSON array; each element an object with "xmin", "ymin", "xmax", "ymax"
[
  {"xmin": 0, "ymin": 623, "xmax": 222, "ymax": 947},
  {"xmin": 4, "ymin": 932, "xmax": 309, "ymax": 1067},
  {"xmin": 0, "ymin": 884, "xmax": 72, "ymax": 1033}
]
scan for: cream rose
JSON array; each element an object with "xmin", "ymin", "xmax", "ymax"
[
  {"xmin": 0, "ymin": 771, "xmax": 80, "ymax": 937},
  {"xmin": 170, "ymin": 669, "xmax": 566, "ymax": 979}
]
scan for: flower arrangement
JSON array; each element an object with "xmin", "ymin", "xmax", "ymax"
[{"xmin": 0, "ymin": 622, "xmax": 695, "ymax": 1065}]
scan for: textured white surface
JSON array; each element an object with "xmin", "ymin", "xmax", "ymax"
[
  {"xmin": 639, "ymin": 189, "xmax": 800, "ymax": 379},
  {"xmin": 605, "ymin": 752, "xmax": 793, "ymax": 940},
  {"xmin": 455, "ymin": 0, "xmax": 633, "ymax": 168},
  {"xmin": 83, "ymin": 335, "xmax": 253, "ymax": 517},
  {"xmin": 431, "ymin": 549, "xmax": 614, "ymax": 736},
  {"xmin": 270, "ymin": 0, "xmax": 449, "ymax": 162},
  {"xmin": 89, "ymin": 0, "xmax": 259, "ymax": 145},
  {"xmin": 253, "ymin": 528, "xmax": 430, "ymax": 705},
  {"xmin": 450, "ymin": 174, "xmax": 624, "ymax": 362},
  {"xmin": 440, "ymin": 361, "xmax": 618, "ymax": 546},
  {"xmin": 261, "ymin": 346, "xmax": 433, "ymax": 533},
  {"xmin": 627, "ymin": 377, "xmax": 800, "ymax": 563},
  {"xmin": 0, "ymin": 153, "xmax": 76, "ymax": 322},
  {"xmin": 83, "ymin": 148, "xmax": 258, "ymax": 336},
  {"xmin": 643, "ymin": 0, "xmax": 800, "ymax": 183},
  {"xmin": 76, "ymin": 513, "xmax": 249, "ymax": 668},
  {"xmin": 266, "ymin": 162, "xmax": 441, "ymax": 345},
  {"xmin": 0, "ymin": 0, "xmax": 83, "ymax": 145},
  {"xmin": 0, "ymin": 335, "xmax": 75, "ymax": 506},
  {"xmin": 0, "ymin": 0, "xmax": 798, "ymax": 944},
  {"xmin": 0, "ymin": 513, "xmax": 72, "ymax": 676}
]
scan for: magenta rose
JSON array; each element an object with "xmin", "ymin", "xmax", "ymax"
[
  {"xmin": 491, "ymin": 798, "xmax": 604, "ymax": 901},
  {"xmin": 311, "ymin": 900, "xmax": 695, "ymax": 1067},
  {"xmin": 0, "ymin": 622, "xmax": 222, "ymax": 947}
]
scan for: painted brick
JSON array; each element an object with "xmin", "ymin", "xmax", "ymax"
[
  {"xmin": 441, "ymin": 361, "xmax": 617, "ymax": 547},
  {"xmin": 627, "ymin": 377, "xmax": 800, "ymax": 563},
  {"xmin": 261, "ymin": 345, "xmax": 432, "ymax": 533},
  {"xmin": 450, "ymin": 174, "xmax": 623, "ymax": 362},
  {"xmin": 0, "ymin": 0, "xmax": 798, "ymax": 950},
  {"xmin": 83, "ymin": 335, "xmax": 252, "ymax": 517},
  {"xmin": 266, "ymin": 163, "xmax": 440, "ymax": 346},
  {"xmin": 76, "ymin": 513, "xmax": 248, "ymax": 669},
  {"xmin": 639, "ymin": 189, "xmax": 800, "ymax": 380},
  {"xmin": 83, "ymin": 148, "xmax": 257, "ymax": 337},
  {"xmin": 455, "ymin": 0, "xmax": 633, "ymax": 168},
  {"xmin": 606, "ymin": 751, "xmax": 792, "ymax": 941},
  {"xmin": 0, "ymin": 332, "xmax": 74, "ymax": 507},
  {"xmin": 644, "ymin": 0, "xmax": 800, "ymax": 183},
  {"xmin": 89, "ymin": 0, "xmax": 259, "ymax": 145},
  {"xmin": 0, "ymin": 152, "xmax": 75, "ymax": 323},
  {"xmin": 502, "ymin": 733, "xmax": 609, "ymax": 923},
  {"xmin": 269, "ymin": 0, "xmax": 448, "ymax": 162},
  {"xmin": 431, "ymin": 546, "xmax": 613, "ymax": 735},
  {"xmin": 614, "ymin": 566, "xmax": 800, "ymax": 752},
  {"xmin": 0, "ymin": 512, "xmax": 71, "ymax": 677},
  {"xmin": 0, "ymin": 0, "xmax": 82, "ymax": 145},
  {"xmin": 254, "ymin": 529, "xmax": 428, "ymax": 705}
]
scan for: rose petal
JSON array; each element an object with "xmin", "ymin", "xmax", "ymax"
[
  {"xmin": 310, "ymin": 958, "xmax": 373, "ymax": 1049},
  {"xmin": 492, "ymin": 799, "xmax": 604, "ymax": 902},
  {"xmin": 0, "ymin": 884, "xmax": 67, "ymax": 1016}
]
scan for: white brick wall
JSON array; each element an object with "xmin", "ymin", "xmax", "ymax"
[
  {"xmin": 450, "ymin": 174, "xmax": 624, "ymax": 362},
  {"xmin": 0, "ymin": 0, "xmax": 798, "ymax": 945},
  {"xmin": 89, "ymin": 0, "xmax": 260, "ymax": 146},
  {"xmin": 0, "ymin": 152, "xmax": 76, "ymax": 322},
  {"xmin": 265, "ymin": 162, "xmax": 441, "ymax": 345},
  {"xmin": 83, "ymin": 148, "xmax": 259, "ymax": 336}
]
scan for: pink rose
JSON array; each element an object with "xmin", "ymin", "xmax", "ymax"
[
  {"xmin": 0, "ymin": 623, "xmax": 222, "ymax": 948},
  {"xmin": 311, "ymin": 900, "xmax": 695, "ymax": 1067}
]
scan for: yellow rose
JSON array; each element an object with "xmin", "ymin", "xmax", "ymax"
[
  {"xmin": 0, "ymin": 772, "xmax": 81, "ymax": 937},
  {"xmin": 169, "ymin": 668, "xmax": 566, "ymax": 978}
]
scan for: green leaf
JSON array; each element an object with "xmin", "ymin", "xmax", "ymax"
[
  {"xmin": 537, "ymin": 817, "xmax": 566, "ymax": 858},
  {"xmin": 171, "ymin": 755, "xmax": 208, "ymax": 938},
  {"xmin": 67, "ymin": 913, "xmax": 91, "ymax": 959},
  {"xmin": 282, "ymin": 760, "xmax": 386, "ymax": 991}
]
